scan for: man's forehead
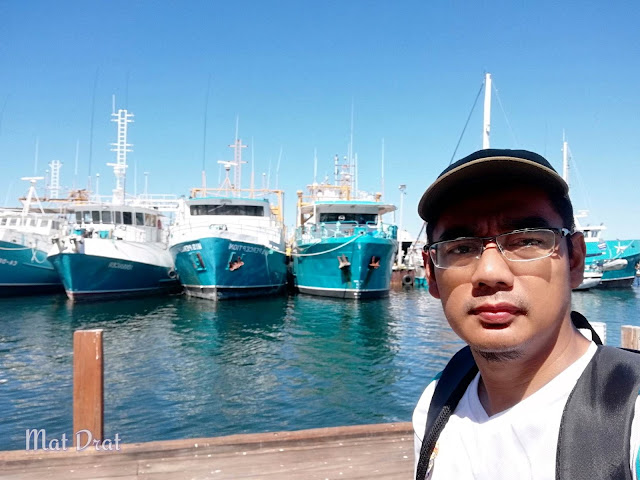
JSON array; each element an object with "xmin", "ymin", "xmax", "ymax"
[{"xmin": 431, "ymin": 188, "xmax": 561, "ymax": 238}]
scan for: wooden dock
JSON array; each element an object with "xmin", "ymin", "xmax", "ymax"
[{"xmin": 0, "ymin": 422, "xmax": 414, "ymax": 479}]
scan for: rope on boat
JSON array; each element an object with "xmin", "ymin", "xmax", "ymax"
[{"xmin": 290, "ymin": 232, "xmax": 363, "ymax": 257}]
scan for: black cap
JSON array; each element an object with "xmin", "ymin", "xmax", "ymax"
[{"xmin": 418, "ymin": 149, "xmax": 569, "ymax": 223}]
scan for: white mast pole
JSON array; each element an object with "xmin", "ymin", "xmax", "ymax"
[
  {"xmin": 381, "ymin": 138, "xmax": 385, "ymax": 200},
  {"xmin": 562, "ymin": 131, "xmax": 570, "ymax": 189},
  {"xmin": 313, "ymin": 148, "xmax": 318, "ymax": 184},
  {"xmin": 74, "ymin": 139, "xmax": 80, "ymax": 189},
  {"xmin": 250, "ymin": 137, "xmax": 255, "ymax": 198},
  {"xmin": 482, "ymin": 73, "xmax": 492, "ymax": 149}
]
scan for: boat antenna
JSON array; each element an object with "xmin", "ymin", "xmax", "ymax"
[
  {"xmin": 201, "ymin": 75, "xmax": 212, "ymax": 189},
  {"xmin": 275, "ymin": 146, "xmax": 282, "ymax": 190},
  {"xmin": 313, "ymin": 148, "xmax": 318, "ymax": 184},
  {"xmin": 228, "ymin": 117, "xmax": 247, "ymax": 194},
  {"xmin": 381, "ymin": 138, "xmax": 385, "ymax": 200},
  {"xmin": 482, "ymin": 72, "xmax": 492, "ymax": 149},
  {"xmin": 250, "ymin": 137, "xmax": 255, "ymax": 198},
  {"xmin": 33, "ymin": 137, "xmax": 39, "ymax": 175},
  {"xmin": 87, "ymin": 68, "xmax": 98, "ymax": 191},
  {"xmin": 73, "ymin": 139, "xmax": 80, "ymax": 189},
  {"xmin": 449, "ymin": 77, "xmax": 484, "ymax": 164}
]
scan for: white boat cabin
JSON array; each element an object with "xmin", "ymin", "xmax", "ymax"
[
  {"xmin": 297, "ymin": 201, "xmax": 397, "ymax": 240},
  {"xmin": 67, "ymin": 204, "xmax": 165, "ymax": 243}
]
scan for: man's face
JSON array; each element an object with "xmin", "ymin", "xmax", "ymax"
[{"xmin": 426, "ymin": 187, "xmax": 585, "ymax": 359}]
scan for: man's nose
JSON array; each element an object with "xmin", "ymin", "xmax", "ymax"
[{"xmin": 470, "ymin": 242, "xmax": 515, "ymax": 290}]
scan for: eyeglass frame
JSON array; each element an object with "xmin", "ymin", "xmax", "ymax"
[{"xmin": 424, "ymin": 227, "xmax": 573, "ymax": 269}]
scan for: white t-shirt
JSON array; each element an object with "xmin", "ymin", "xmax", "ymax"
[{"xmin": 413, "ymin": 342, "xmax": 640, "ymax": 479}]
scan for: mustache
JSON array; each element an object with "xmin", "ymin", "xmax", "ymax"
[{"xmin": 463, "ymin": 294, "xmax": 529, "ymax": 315}]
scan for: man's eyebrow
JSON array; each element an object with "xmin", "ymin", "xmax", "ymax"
[
  {"xmin": 435, "ymin": 226, "xmax": 476, "ymax": 242},
  {"xmin": 504, "ymin": 216, "xmax": 555, "ymax": 230}
]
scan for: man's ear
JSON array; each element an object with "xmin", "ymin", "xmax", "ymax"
[
  {"xmin": 423, "ymin": 250, "xmax": 441, "ymax": 299},
  {"xmin": 568, "ymin": 232, "xmax": 586, "ymax": 289}
]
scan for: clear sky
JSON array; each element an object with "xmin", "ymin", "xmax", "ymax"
[{"xmin": 1, "ymin": 1, "xmax": 639, "ymax": 239}]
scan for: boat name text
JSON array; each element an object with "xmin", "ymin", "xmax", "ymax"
[
  {"xmin": 108, "ymin": 262, "xmax": 133, "ymax": 270},
  {"xmin": 181, "ymin": 243, "xmax": 203, "ymax": 253},
  {"xmin": 228, "ymin": 243, "xmax": 266, "ymax": 255},
  {"xmin": 0, "ymin": 257, "xmax": 18, "ymax": 267}
]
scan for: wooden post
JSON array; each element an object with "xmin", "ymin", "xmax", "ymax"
[
  {"xmin": 73, "ymin": 329, "xmax": 104, "ymax": 446},
  {"xmin": 621, "ymin": 325, "xmax": 640, "ymax": 350}
]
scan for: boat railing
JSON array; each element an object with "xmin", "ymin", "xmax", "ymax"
[
  {"xmin": 170, "ymin": 221, "xmax": 284, "ymax": 245},
  {"xmin": 68, "ymin": 223, "xmax": 162, "ymax": 243},
  {"xmin": 295, "ymin": 221, "xmax": 397, "ymax": 243}
]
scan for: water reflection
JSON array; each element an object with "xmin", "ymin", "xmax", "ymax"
[{"xmin": 1, "ymin": 286, "xmax": 637, "ymax": 450}]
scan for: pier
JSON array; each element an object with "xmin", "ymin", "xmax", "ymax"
[{"xmin": 0, "ymin": 422, "xmax": 414, "ymax": 479}]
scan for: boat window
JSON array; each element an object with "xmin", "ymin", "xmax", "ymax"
[
  {"xmin": 123, "ymin": 211, "xmax": 133, "ymax": 225},
  {"xmin": 102, "ymin": 211, "xmax": 112, "ymax": 224},
  {"xmin": 190, "ymin": 204, "xmax": 264, "ymax": 216},
  {"xmin": 135, "ymin": 212, "xmax": 144, "ymax": 225},
  {"xmin": 75, "ymin": 211, "xmax": 82, "ymax": 223},
  {"xmin": 8, "ymin": 218, "xmax": 18, "ymax": 226},
  {"xmin": 0, "ymin": 218, "xmax": 6, "ymax": 226},
  {"xmin": 92, "ymin": 211, "xmax": 101, "ymax": 223},
  {"xmin": 29, "ymin": 218, "xmax": 37, "ymax": 226},
  {"xmin": 319, "ymin": 213, "xmax": 377, "ymax": 224},
  {"xmin": 115, "ymin": 211, "xmax": 122, "ymax": 224},
  {"xmin": 39, "ymin": 219, "xmax": 50, "ymax": 228},
  {"xmin": 83, "ymin": 211, "xmax": 92, "ymax": 224},
  {"xmin": 52, "ymin": 221, "xmax": 59, "ymax": 230},
  {"xmin": 145, "ymin": 214, "xmax": 156, "ymax": 227}
]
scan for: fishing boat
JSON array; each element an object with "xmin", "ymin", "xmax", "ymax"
[
  {"xmin": 291, "ymin": 154, "xmax": 398, "ymax": 299},
  {"xmin": 561, "ymin": 140, "xmax": 640, "ymax": 289},
  {"xmin": 0, "ymin": 178, "xmax": 64, "ymax": 295},
  {"xmin": 168, "ymin": 140, "xmax": 288, "ymax": 300},
  {"xmin": 47, "ymin": 106, "xmax": 180, "ymax": 300}
]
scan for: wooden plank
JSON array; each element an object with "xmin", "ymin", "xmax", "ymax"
[
  {"xmin": 621, "ymin": 325, "xmax": 640, "ymax": 350},
  {"xmin": 0, "ymin": 423, "xmax": 414, "ymax": 480},
  {"xmin": 73, "ymin": 329, "xmax": 104, "ymax": 446}
]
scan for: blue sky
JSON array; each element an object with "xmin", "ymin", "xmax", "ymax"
[{"xmin": 1, "ymin": 1, "xmax": 639, "ymax": 239}]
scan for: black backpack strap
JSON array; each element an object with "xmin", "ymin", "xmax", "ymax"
[
  {"xmin": 415, "ymin": 346, "xmax": 478, "ymax": 480},
  {"xmin": 571, "ymin": 311, "xmax": 603, "ymax": 345},
  {"xmin": 556, "ymin": 346, "xmax": 640, "ymax": 480}
]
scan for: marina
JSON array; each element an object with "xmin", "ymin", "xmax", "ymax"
[{"xmin": 1, "ymin": 285, "xmax": 639, "ymax": 454}]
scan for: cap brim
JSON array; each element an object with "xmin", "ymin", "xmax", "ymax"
[{"xmin": 418, "ymin": 155, "xmax": 569, "ymax": 223}]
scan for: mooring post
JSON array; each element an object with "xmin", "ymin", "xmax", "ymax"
[
  {"xmin": 73, "ymin": 329, "xmax": 104, "ymax": 446},
  {"xmin": 621, "ymin": 325, "xmax": 640, "ymax": 350}
]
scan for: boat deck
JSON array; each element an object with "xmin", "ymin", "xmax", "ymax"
[{"xmin": 0, "ymin": 423, "xmax": 414, "ymax": 480}]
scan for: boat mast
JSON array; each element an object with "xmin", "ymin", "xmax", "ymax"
[
  {"xmin": 482, "ymin": 73, "xmax": 492, "ymax": 149},
  {"xmin": 108, "ymin": 99, "xmax": 134, "ymax": 205},
  {"xmin": 562, "ymin": 132, "xmax": 570, "ymax": 190},
  {"xmin": 228, "ymin": 120, "xmax": 247, "ymax": 196},
  {"xmin": 48, "ymin": 160, "xmax": 62, "ymax": 199}
]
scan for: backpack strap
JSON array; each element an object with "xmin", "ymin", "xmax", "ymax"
[
  {"xmin": 415, "ymin": 346, "xmax": 477, "ymax": 480},
  {"xmin": 556, "ymin": 346, "xmax": 640, "ymax": 480}
]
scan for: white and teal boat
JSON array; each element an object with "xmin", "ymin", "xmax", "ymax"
[
  {"xmin": 0, "ymin": 178, "xmax": 64, "ymax": 295},
  {"xmin": 580, "ymin": 220, "xmax": 640, "ymax": 289},
  {"xmin": 291, "ymin": 155, "xmax": 398, "ymax": 299},
  {"xmin": 48, "ymin": 204, "xmax": 179, "ymax": 300},
  {"xmin": 168, "ymin": 143, "xmax": 288, "ymax": 300}
]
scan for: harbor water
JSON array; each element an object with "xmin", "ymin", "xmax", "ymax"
[{"xmin": 1, "ymin": 284, "xmax": 639, "ymax": 451}]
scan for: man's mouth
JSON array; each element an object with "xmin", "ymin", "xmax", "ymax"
[{"xmin": 469, "ymin": 303, "xmax": 524, "ymax": 328}]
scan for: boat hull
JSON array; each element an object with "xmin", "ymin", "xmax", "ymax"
[
  {"xmin": 586, "ymin": 240, "xmax": 640, "ymax": 289},
  {"xmin": 0, "ymin": 240, "xmax": 63, "ymax": 295},
  {"xmin": 293, "ymin": 235, "xmax": 396, "ymax": 299},
  {"xmin": 170, "ymin": 237, "xmax": 287, "ymax": 300},
  {"xmin": 48, "ymin": 244, "xmax": 179, "ymax": 301}
]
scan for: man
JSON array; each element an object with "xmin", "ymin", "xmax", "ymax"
[{"xmin": 412, "ymin": 148, "xmax": 640, "ymax": 480}]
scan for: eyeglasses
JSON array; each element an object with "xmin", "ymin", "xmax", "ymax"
[{"xmin": 425, "ymin": 227, "xmax": 572, "ymax": 269}]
